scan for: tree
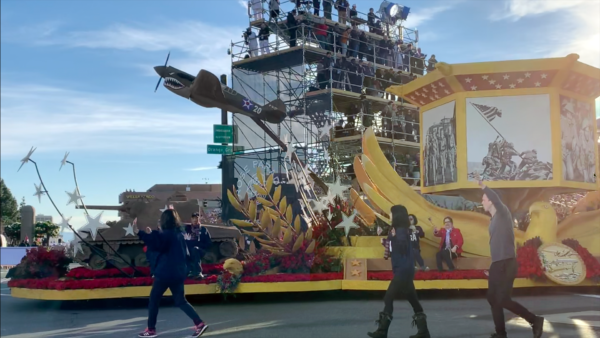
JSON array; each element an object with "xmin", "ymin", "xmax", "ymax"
[
  {"xmin": 0, "ymin": 179, "xmax": 19, "ymax": 223},
  {"xmin": 4, "ymin": 222, "xmax": 21, "ymax": 246},
  {"xmin": 35, "ymin": 221, "xmax": 60, "ymax": 245}
]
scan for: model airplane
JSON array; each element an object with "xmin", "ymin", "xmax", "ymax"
[{"xmin": 153, "ymin": 55, "xmax": 287, "ymax": 124}]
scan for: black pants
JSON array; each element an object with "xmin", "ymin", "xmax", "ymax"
[
  {"xmin": 436, "ymin": 248, "xmax": 456, "ymax": 271},
  {"xmin": 187, "ymin": 247, "xmax": 204, "ymax": 276},
  {"xmin": 323, "ymin": 2, "xmax": 332, "ymax": 19},
  {"xmin": 413, "ymin": 248, "xmax": 425, "ymax": 268},
  {"xmin": 383, "ymin": 274, "xmax": 424, "ymax": 315},
  {"xmin": 289, "ymin": 29, "xmax": 297, "ymax": 47},
  {"xmin": 487, "ymin": 258, "xmax": 536, "ymax": 335},
  {"xmin": 148, "ymin": 278, "xmax": 202, "ymax": 330}
]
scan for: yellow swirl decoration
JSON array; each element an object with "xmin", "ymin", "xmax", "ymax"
[{"xmin": 355, "ymin": 127, "xmax": 600, "ymax": 257}]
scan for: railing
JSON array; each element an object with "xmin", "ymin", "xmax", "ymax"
[
  {"xmin": 246, "ymin": 0, "xmax": 418, "ymax": 45},
  {"xmin": 232, "ymin": 23, "xmax": 436, "ymax": 77}
]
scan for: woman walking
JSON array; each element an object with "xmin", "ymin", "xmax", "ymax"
[
  {"xmin": 135, "ymin": 209, "xmax": 209, "ymax": 338},
  {"xmin": 368, "ymin": 205, "xmax": 430, "ymax": 338}
]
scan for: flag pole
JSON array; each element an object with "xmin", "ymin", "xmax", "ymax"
[{"xmin": 470, "ymin": 102, "xmax": 506, "ymax": 140}]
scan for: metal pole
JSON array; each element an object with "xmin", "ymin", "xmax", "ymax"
[{"xmin": 220, "ymin": 74, "xmax": 229, "ymax": 220}]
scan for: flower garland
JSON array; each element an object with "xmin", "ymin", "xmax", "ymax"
[
  {"xmin": 8, "ymin": 272, "xmax": 344, "ymax": 290},
  {"xmin": 562, "ymin": 238, "xmax": 600, "ymax": 282},
  {"xmin": 368, "ymin": 270, "xmax": 487, "ymax": 281},
  {"xmin": 515, "ymin": 237, "xmax": 545, "ymax": 280},
  {"xmin": 65, "ymin": 264, "xmax": 224, "ymax": 279}
]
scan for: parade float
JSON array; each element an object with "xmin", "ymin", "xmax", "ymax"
[{"xmin": 8, "ymin": 53, "xmax": 600, "ymax": 301}]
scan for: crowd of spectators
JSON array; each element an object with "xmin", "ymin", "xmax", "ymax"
[{"xmin": 246, "ymin": 0, "xmax": 439, "ymax": 76}]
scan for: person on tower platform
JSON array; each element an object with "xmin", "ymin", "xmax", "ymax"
[
  {"xmin": 258, "ymin": 23, "xmax": 271, "ymax": 55},
  {"xmin": 313, "ymin": 0, "xmax": 321, "ymax": 15},
  {"xmin": 323, "ymin": 0, "xmax": 333, "ymax": 19},
  {"xmin": 335, "ymin": 0, "xmax": 349, "ymax": 25},
  {"xmin": 269, "ymin": 0, "xmax": 280, "ymax": 22},
  {"xmin": 287, "ymin": 10, "xmax": 299, "ymax": 47},
  {"xmin": 250, "ymin": 0, "xmax": 263, "ymax": 21}
]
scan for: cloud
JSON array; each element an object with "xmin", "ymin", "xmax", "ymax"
[
  {"xmin": 185, "ymin": 167, "xmax": 217, "ymax": 171},
  {"xmin": 491, "ymin": 0, "xmax": 600, "ymax": 68},
  {"xmin": 0, "ymin": 84, "xmax": 221, "ymax": 158},
  {"xmin": 238, "ymin": 0, "xmax": 248, "ymax": 10},
  {"xmin": 5, "ymin": 21, "xmax": 245, "ymax": 77},
  {"xmin": 403, "ymin": 5, "xmax": 456, "ymax": 28}
]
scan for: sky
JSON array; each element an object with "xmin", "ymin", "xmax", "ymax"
[{"xmin": 1, "ymin": 0, "xmax": 600, "ymax": 235}]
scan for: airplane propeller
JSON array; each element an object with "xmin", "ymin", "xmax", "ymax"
[{"xmin": 154, "ymin": 51, "xmax": 171, "ymax": 92}]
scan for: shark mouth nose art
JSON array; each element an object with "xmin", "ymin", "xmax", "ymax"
[{"xmin": 164, "ymin": 77, "xmax": 184, "ymax": 90}]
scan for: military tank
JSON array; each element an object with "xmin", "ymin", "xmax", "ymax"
[{"xmin": 76, "ymin": 198, "xmax": 241, "ymax": 270}]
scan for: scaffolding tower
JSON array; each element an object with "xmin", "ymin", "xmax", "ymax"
[{"xmin": 222, "ymin": 0, "xmax": 426, "ymax": 220}]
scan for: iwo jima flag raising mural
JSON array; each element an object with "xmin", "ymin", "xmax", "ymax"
[{"xmin": 466, "ymin": 95, "xmax": 554, "ymax": 181}]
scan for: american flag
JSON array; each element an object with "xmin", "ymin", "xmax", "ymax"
[{"xmin": 471, "ymin": 103, "xmax": 502, "ymax": 122}]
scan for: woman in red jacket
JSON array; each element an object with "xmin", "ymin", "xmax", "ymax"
[{"xmin": 429, "ymin": 216, "xmax": 463, "ymax": 271}]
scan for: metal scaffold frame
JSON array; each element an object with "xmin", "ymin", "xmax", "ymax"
[{"xmin": 228, "ymin": 0, "xmax": 425, "ymax": 201}]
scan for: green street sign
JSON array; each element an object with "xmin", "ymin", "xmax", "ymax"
[
  {"xmin": 207, "ymin": 144, "xmax": 245, "ymax": 155},
  {"xmin": 213, "ymin": 125, "xmax": 236, "ymax": 143}
]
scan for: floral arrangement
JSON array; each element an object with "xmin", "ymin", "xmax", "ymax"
[
  {"xmin": 9, "ymin": 247, "xmax": 72, "ymax": 280},
  {"xmin": 562, "ymin": 238, "xmax": 600, "ymax": 282},
  {"xmin": 227, "ymin": 169, "xmax": 316, "ymax": 256},
  {"xmin": 216, "ymin": 272, "xmax": 242, "ymax": 294},
  {"xmin": 516, "ymin": 237, "xmax": 545, "ymax": 280},
  {"xmin": 65, "ymin": 264, "xmax": 225, "ymax": 279}
]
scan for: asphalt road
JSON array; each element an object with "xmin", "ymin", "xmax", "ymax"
[{"xmin": 1, "ymin": 282, "xmax": 598, "ymax": 338}]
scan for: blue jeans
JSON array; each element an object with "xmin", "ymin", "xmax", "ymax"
[
  {"xmin": 148, "ymin": 278, "xmax": 202, "ymax": 330},
  {"xmin": 413, "ymin": 248, "xmax": 425, "ymax": 268}
]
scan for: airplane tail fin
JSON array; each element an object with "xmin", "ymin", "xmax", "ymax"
[{"xmin": 189, "ymin": 69, "xmax": 227, "ymax": 107}]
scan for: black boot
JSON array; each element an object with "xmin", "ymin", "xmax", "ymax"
[
  {"xmin": 409, "ymin": 312, "xmax": 430, "ymax": 338},
  {"xmin": 368, "ymin": 312, "xmax": 392, "ymax": 338}
]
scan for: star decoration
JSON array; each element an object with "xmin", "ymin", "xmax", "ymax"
[
  {"xmin": 58, "ymin": 216, "xmax": 72, "ymax": 234},
  {"xmin": 59, "ymin": 152, "xmax": 70, "ymax": 171},
  {"xmin": 351, "ymin": 260, "xmax": 362, "ymax": 266},
  {"xmin": 351, "ymin": 269, "xmax": 362, "ymax": 277},
  {"xmin": 285, "ymin": 141, "xmax": 295, "ymax": 161},
  {"xmin": 509, "ymin": 84, "xmax": 516, "ymax": 89},
  {"xmin": 434, "ymin": 94, "xmax": 440, "ymax": 99},
  {"xmin": 517, "ymin": 78, "xmax": 524, "ymax": 83},
  {"xmin": 419, "ymin": 100, "xmax": 425, "ymax": 105},
  {"xmin": 80, "ymin": 212, "xmax": 109, "ymax": 240},
  {"xmin": 71, "ymin": 232, "xmax": 86, "ymax": 256},
  {"xmin": 414, "ymin": 91, "xmax": 420, "ymax": 96},
  {"xmin": 471, "ymin": 86, "xmax": 477, "ymax": 91},
  {"xmin": 18, "ymin": 147, "xmax": 36, "ymax": 172},
  {"xmin": 444, "ymin": 89, "xmax": 450, "ymax": 94},
  {"xmin": 123, "ymin": 223, "xmax": 135, "ymax": 237},
  {"xmin": 33, "ymin": 183, "xmax": 46, "ymax": 203},
  {"xmin": 488, "ymin": 79, "xmax": 496, "ymax": 85},
  {"xmin": 377, "ymin": 226, "xmax": 383, "ymax": 235},
  {"xmin": 318, "ymin": 122, "xmax": 333, "ymax": 140},
  {"xmin": 432, "ymin": 89, "xmax": 438, "ymax": 94},
  {"xmin": 438, "ymin": 81, "xmax": 445, "ymax": 87},
  {"xmin": 541, "ymin": 73, "xmax": 547, "ymax": 79},
  {"xmin": 481, "ymin": 75, "xmax": 489, "ymax": 80},
  {"xmin": 534, "ymin": 82, "xmax": 541, "ymax": 87},
  {"xmin": 335, "ymin": 210, "xmax": 359, "ymax": 236},
  {"xmin": 65, "ymin": 188, "xmax": 85, "ymax": 206},
  {"xmin": 409, "ymin": 96, "xmax": 415, "ymax": 100},
  {"xmin": 525, "ymin": 72, "xmax": 531, "ymax": 78},
  {"xmin": 563, "ymin": 100, "xmax": 575, "ymax": 113},
  {"xmin": 311, "ymin": 198, "xmax": 329, "ymax": 212},
  {"xmin": 495, "ymin": 84, "xmax": 502, "ymax": 89},
  {"xmin": 422, "ymin": 88, "xmax": 428, "ymax": 93},
  {"xmin": 327, "ymin": 176, "xmax": 348, "ymax": 198},
  {"xmin": 503, "ymin": 74, "xmax": 510, "ymax": 80}
]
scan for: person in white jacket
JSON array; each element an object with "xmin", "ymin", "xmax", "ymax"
[
  {"xmin": 247, "ymin": 29, "xmax": 259, "ymax": 57},
  {"xmin": 250, "ymin": 0, "xmax": 263, "ymax": 21}
]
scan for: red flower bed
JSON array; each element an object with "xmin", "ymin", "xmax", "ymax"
[
  {"xmin": 65, "ymin": 264, "xmax": 224, "ymax": 279},
  {"xmin": 7, "ymin": 272, "xmax": 343, "ymax": 290},
  {"xmin": 562, "ymin": 239, "xmax": 600, "ymax": 281},
  {"xmin": 516, "ymin": 237, "xmax": 545, "ymax": 280},
  {"xmin": 368, "ymin": 270, "xmax": 488, "ymax": 281}
]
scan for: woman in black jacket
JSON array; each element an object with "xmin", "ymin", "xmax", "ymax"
[
  {"xmin": 135, "ymin": 209, "xmax": 209, "ymax": 338},
  {"xmin": 368, "ymin": 205, "xmax": 430, "ymax": 338}
]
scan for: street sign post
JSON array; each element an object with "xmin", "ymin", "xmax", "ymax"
[
  {"xmin": 207, "ymin": 144, "xmax": 244, "ymax": 155},
  {"xmin": 213, "ymin": 125, "xmax": 236, "ymax": 143}
]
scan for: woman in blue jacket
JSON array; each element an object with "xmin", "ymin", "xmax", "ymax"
[
  {"xmin": 368, "ymin": 205, "xmax": 430, "ymax": 338},
  {"xmin": 134, "ymin": 209, "xmax": 209, "ymax": 338}
]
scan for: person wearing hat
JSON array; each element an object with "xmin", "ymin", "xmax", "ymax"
[
  {"xmin": 184, "ymin": 212, "xmax": 212, "ymax": 278},
  {"xmin": 369, "ymin": 205, "xmax": 430, "ymax": 338}
]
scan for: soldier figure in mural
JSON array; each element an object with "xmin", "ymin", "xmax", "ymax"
[
  {"xmin": 478, "ymin": 137, "xmax": 552, "ymax": 181},
  {"xmin": 499, "ymin": 141, "xmax": 519, "ymax": 177},
  {"xmin": 424, "ymin": 117, "xmax": 457, "ymax": 187}
]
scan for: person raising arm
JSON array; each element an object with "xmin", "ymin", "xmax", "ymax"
[{"xmin": 475, "ymin": 172, "xmax": 544, "ymax": 338}]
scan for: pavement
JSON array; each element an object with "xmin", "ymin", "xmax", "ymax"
[{"xmin": 0, "ymin": 284, "xmax": 598, "ymax": 338}]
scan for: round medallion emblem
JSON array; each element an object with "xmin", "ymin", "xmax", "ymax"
[{"xmin": 538, "ymin": 243, "xmax": 586, "ymax": 285}]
